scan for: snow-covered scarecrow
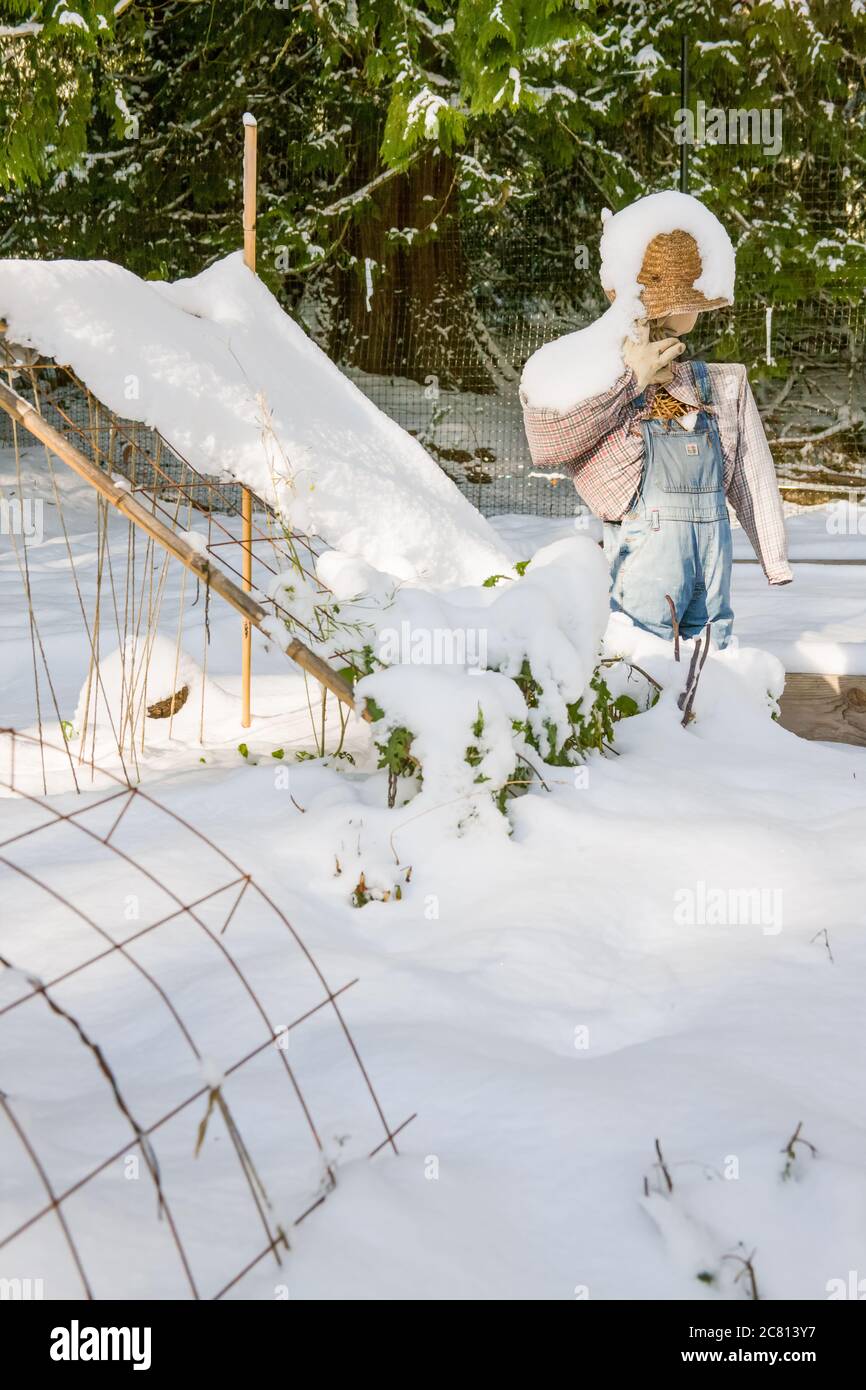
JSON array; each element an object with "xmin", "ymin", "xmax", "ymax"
[{"xmin": 520, "ymin": 191, "xmax": 791, "ymax": 648}]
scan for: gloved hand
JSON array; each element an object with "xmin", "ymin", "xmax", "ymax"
[{"xmin": 622, "ymin": 321, "xmax": 686, "ymax": 391}]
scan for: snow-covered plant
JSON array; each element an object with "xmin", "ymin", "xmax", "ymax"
[
  {"xmin": 342, "ymin": 536, "xmax": 640, "ymax": 821},
  {"xmin": 365, "ymin": 702, "xmax": 420, "ymax": 810},
  {"xmin": 0, "ymin": 1, "xmax": 132, "ymax": 190},
  {"xmin": 358, "ymin": 664, "xmax": 529, "ymax": 829},
  {"xmin": 511, "ymin": 660, "xmax": 620, "ymax": 764}
]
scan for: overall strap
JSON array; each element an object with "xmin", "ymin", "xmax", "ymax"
[{"xmin": 690, "ymin": 359, "xmax": 712, "ymax": 408}]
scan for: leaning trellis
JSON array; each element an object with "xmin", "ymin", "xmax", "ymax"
[
  {"xmin": 0, "ymin": 326, "xmax": 369, "ymax": 783},
  {"xmin": 0, "ymin": 373, "xmax": 357, "ymax": 708}
]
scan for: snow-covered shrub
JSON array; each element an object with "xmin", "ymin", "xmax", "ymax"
[
  {"xmin": 266, "ymin": 520, "xmax": 648, "ymax": 823},
  {"xmin": 358, "ymin": 666, "xmax": 528, "ymax": 830},
  {"xmin": 335, "ymin": 536, "xmax": 630, "ymax": 819}
]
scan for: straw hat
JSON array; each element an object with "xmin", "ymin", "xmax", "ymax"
[{"xmin": 606, "ymin": 229, "xmax": 731, "ymax": 319}]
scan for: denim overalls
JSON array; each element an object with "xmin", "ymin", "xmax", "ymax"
[{"xmin": 603, "ymin": 360, "xmax": 734, "ymax": 648}]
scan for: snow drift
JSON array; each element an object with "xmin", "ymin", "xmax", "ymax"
[{"xmin": 0, "ymin": 252, "xmax": 512, "ymax": 588}]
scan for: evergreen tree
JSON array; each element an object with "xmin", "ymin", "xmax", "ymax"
[{"xmin": 1, "ymin": 1, "xmax": 863, "ymax": 386}]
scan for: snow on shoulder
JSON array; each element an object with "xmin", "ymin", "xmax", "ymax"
[
  {"xmin": 520, "ymin": 191, "xmax": 735, "ymax": 414},
  {"xmin": 0, "ymin": 253, "xmax": 511, "ymax": 589}
]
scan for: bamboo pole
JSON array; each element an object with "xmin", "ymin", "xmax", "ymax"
[
  {"xmin": 240, "ymin": 482, "xmax": 253, "ymax": 724},
  {"xmin": 242, "ymin": 113, "xmax": 257, "ymax": 270},
  {"xmin": 240, "ymin": 113, "xmax": 257, "ymax": 728},
  {"xmin": 0, "ymin": 378, "xmax": 366, "ymax": 719}
]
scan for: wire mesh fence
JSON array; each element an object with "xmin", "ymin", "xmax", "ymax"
[
  {"xmin": 3, "ymin": 276, "xmax": 864, "ymax": 520},
  {"xmin": 0, "ymin": 351, "xmax": 252, "ymax": 516},
  {"xmin": 320, "ymin": 251, "xmax": 866, "ymax": 516},
  {"xmin": 0, "ymin": 730, "xmax": 414, "ymax": 1300},
  {"xmin": 3, "ymin": 52, "xmax": 863, "ymax": 521}
]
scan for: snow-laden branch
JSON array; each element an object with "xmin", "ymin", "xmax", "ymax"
[
  {"xmin": 0, "ymin": 0, "xmax": 133, "ymax": 39},
  {"xmin": 315, "ymin": 148, "xmax": 426, "ymax": 218},
  {"xmin": 771, "ymin": 407, "xmax": 866, "ymax": 448}
]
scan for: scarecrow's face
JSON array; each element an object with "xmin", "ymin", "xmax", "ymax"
[{"xmin": 656, "ymin": 310, "xmax": 699, "ymax": 335}]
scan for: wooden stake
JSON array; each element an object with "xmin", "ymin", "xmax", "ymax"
[
  {"xmin": 0, "ymin": 378, "xmax": 366, "ymax": 719},
  {"xmin": 241, "ymin": 112, "xmax": 257, "ymax": 728},
  {"xmin": 242, "ymin": 113, "xmax": 257, "ymax": 272},
  {"xmin": 241, "ymin": 483, "xmax": 253, "ymax": 726}
]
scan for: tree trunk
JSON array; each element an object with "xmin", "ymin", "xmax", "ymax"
[{"xmin": 326, "ymin": 149, "xmax": 498, "ymax": 393}]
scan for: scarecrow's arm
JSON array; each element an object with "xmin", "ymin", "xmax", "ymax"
[
  {"xmin": 725, "ymin": 366, "xmax": 792, "ymax": 585},
  {"xmin": 519, "ymin": 369, "xmax": 641, "ymax": 481}
]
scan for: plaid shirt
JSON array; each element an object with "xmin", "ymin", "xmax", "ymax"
[{"xmin": 520, "ymin": 362, "xmax": 792, "ymax": 584}]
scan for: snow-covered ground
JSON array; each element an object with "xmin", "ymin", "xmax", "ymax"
[{"xmin": 3, "ymin": 435, "xmax": 866, "ymax": 1300}]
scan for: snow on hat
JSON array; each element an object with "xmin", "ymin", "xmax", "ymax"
[{"xmin": 599, "ymin": 191, "xmax": 735, "ymax": 320}]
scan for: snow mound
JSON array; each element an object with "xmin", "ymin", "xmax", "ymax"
[
  {"xmin": 352, "ymin": 536, "xmax": 612, "ymax": 824},
  {"xmin": 357, "ymin": 665, "xmax": 528, "ymax": 831},
  {"xmin": 521, "ymin": 191, "xmax": 735, "ymax": 413},
  {"xmin": 0, "ymin": 253, "xmax": 511, "ymax": 588},
  {"xmin": 71, "ymin": 634, "xmax": 238, "ymax": 750},
  {"xmin": 602, "ymin": 610, "xmax": 786, "ymax": 741}
]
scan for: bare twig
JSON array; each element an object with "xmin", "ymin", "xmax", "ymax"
[
  {"xmin": 677, "ymin": 639, "xmax": 702, "ymax": 712},
  {"xmin": 515, "ymin": 748, "xmax": 551, "ymax": 793},
  {"xmin": 654, "ymin": 1137, "xmax": 674, "ymax": 1193},
  {"xmin": 665, "ymin": 594, "xmax": 680, "ymax": 661},
  {"xmin": 782, "ymin": 1121, "xmax": 818, "ymax": 1163},
  {"xmin": 679, "ymin": 625, "xmax": 712, "ymax": 726},
  {"xmin": 601, "ymin": 657, "xmax": 663, "ymax": 693},
  {"xmin": 810, "ymin": 928, "xmax": 834, "ymax": 963},
  {"xmin": 722, "ymin": 1247, "xmax": 760, "ymax": 1301}
]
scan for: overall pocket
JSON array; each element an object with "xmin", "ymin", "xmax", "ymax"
[{"xmin": 653, "ymin": 427, "xmax": 720, "ymax": 494}]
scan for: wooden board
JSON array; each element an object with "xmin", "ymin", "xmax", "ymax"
[{"xmin": 779, "ymin": 673, "xmax": 866, "ymax": 746}]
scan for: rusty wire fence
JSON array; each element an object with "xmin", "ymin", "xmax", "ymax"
[{"xmin": 0, "ymin": 731, "xmax": 414, "ymax": 1300}]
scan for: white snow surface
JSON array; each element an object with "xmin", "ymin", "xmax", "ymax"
[
  {"xmin": 521, "ymin": 191, "xmax": 735, "ymax": 413},
  {"xmin": 0, "ymin": 253, "xmax": 512, "ymax": 588},
  {"xmin": 4, "ymin": 443, "xmax": 866, "ymax": 1295}
]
